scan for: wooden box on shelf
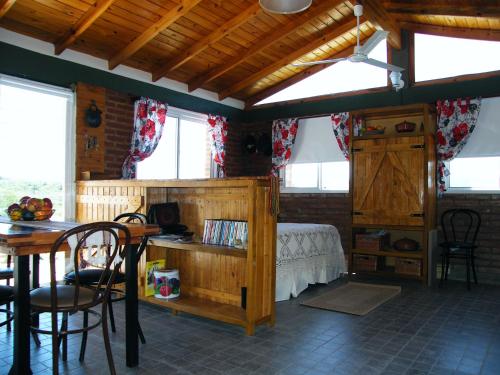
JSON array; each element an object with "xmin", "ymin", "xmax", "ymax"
[
  {"xmin": 353, "ymin": 254, "xmax": 378, "ymax": 272},
  {"xmin": 395, "ymin": 258, "xmax": 422, "ymax": 276},
  {"xmin": 355, "ymin": 232, "xmax": 390, "ymax": 251}
]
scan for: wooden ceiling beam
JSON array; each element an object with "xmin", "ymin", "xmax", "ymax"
[
  {"xmin": 54, "ymin": 0, "xmax": 116, "ymax": 55},
  {"xmin": 360, "ymin": 0, "xmax": 401, "ymax": 49},
  {"xmin": 383, "ymin": 1, "xmax": 500, "ymax": 18},
  {"xmin": 152, "ymin": 2, "xmax": 261, "ymax": 82},
  {"xmin": 401, "ymin": 22, "xmax": 500, "ymax": 42},
  {"xmin": 244, "ymin": 47, "xmax": 355, "ymax": 108},
  {"xmin": 0, "ymin": 0, "xmax": 16, "ymax": 18},
  {"xmin": 108, "ymin": 0, "xmax": 202, "ymax": 70},
  {"xmin": 218, "ymin": 17, "xmax": 360, "ymax": 101},
  {"xmin": 187, "ymin": 0, "xmax": 347, "ymax": 92}
]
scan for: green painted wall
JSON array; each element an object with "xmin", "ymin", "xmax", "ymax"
[
  {"xmin": 2, "ymin": 32, "xmax": 500, "ymax": 124},
  {"xmin": 0, "ymin": 42, "xmax": 244, "ymax": 121}
]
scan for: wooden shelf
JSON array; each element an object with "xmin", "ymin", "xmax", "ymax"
[
  {"xmin": 148, "ymin": 237, "xmax": 247, "ymax": 258},
  {"xmin": 354, "ymin": 132, "xmax": 424, "ymax": 140},
  {"xmin": 352, "ymin": 248, "xmax": 423, "ymax": 259},
  {"xmin": 141, "ymin": 295, "xmax": 247, "ymax": 326}
]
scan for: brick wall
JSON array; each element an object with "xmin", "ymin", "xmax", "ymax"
[
  {"xmin": 437, "ymin": 194, "xmax": 500, "ymax": 285},
  {"xmin": 88, "ymin": 89, "xmax": 134, "ymax": 179}
]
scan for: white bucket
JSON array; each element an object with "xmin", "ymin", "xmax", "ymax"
[{"xmin": 153, "ymin": 269, "xmax": 180, "ymax": 299}]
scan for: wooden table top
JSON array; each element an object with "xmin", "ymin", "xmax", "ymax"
[{"xmin": 0, "ymin": 216, "xmax": 159, "ymax": 256}]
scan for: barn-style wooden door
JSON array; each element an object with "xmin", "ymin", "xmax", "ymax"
[{"xmin": 352, "ymin": 136, "xmax": 425, "ymax": 226}]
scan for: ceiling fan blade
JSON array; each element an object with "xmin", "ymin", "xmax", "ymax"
[
  {"xmin": 364, "ymin": 58, "xmax": 404, "ymax": 72},
  {"xmin": 292, "ymin": 57, "xmax": 348, "ymax": 67},
  {"xmin": 358, "ymin": 30, "xmax": 389, "ymax": 55}
]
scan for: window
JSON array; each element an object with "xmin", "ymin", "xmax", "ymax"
[
  {"xmin": 136, "ymin": 108, "xmax": 212, "ymax": 179},
  {"xmin": 447, "ymin": 97, "xmax": 500, "ymax": 192},
  {"xmin": 281, "ymin": 117, "xmax": 349, "ymax": 192},
  {"xmin": 0, "ymin": 74, "xmax": 74, "ymax": 283},
  {"xmin": 255, "ymin": 40, "xmax": 388, "ymax": 105},
  {"xmin": 414, "ymin": 34, "xmax": 500, "ymax": 82}
]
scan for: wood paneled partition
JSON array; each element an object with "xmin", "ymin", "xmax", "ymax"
[{"xmin": 76, "ymin": 177, "xmax": 277, "ymax": 335}]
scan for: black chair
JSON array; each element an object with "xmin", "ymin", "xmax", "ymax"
[
  {"xmin": 64, "ymin": 213, "xmax": 148, "ymax": 344},
  {"xmin": 439, "ymin": 209, "xmax": 481, "ymax": 290},
  {"xmin": 0, "ymin": 255, "xmax": 13, "ymax": 330},
  {"xmin": 30, "ymin": 222, "xmax": 130, "ymax": 375},
  {"xmin": 0, "ymin": 285, "xmax": 14, "ymax": 328}
]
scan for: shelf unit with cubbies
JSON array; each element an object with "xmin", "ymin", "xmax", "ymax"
[
  {"xmin": 349, "ymin": 104, "xmax": 437, "ymax": 284},
  {"xmin": 76, "ymin": 177, "xmax": 277, "ymax": 335}
]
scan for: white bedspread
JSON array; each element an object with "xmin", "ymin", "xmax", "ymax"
[{"xmin": 276, "ymin": 223, "xmax": 346, "ymax": 301}]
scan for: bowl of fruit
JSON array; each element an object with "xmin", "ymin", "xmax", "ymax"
[{"xmin": 6, "ymin": 196, "xmax": 55, "ymax": 221}]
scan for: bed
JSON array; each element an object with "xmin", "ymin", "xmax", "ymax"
[{"xmin": 276, "ymin": 223, "xmax": 347, "ymax": 301}]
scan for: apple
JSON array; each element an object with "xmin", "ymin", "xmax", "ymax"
[
  {"xmin": 7, "ymin": 203, "xmax": 21, "ymax": 214},
  {"xmin": 19, "ymin": 196, "xmax": 30, "ymax": 209},
  {"xmin": 27, "ymin": 198, "xmax": 43, "ymax": 212},
  {"xmin": 42, "ymin": 198, "xmax": 53, "ymax": 209},
  {"xmin": 9, "ymin": 208, "xmax": 22, "ymax": 221}
]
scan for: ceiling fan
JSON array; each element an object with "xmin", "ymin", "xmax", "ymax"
[{"xmin": 292, "ymin": 4, "xmax": 405, "ymax": 90}]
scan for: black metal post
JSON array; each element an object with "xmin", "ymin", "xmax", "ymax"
[
  {"xmin": 125, "ymin": 243, "xmax": 139, "ymax": 367},
  {"xmin": 31, "ymin": 254, "xmax": 40, "ymax": 328},
  {"xmin": 9, "ymin": 255, "xmax": 32, "ymax": 375}
]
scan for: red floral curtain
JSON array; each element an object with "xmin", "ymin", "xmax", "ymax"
[
  {"xmin": 207, "ymin": 114, "xmax": 228, "ymax": 178},
  {"xmin": 122, "ymin": 98, "xmax": 168, "ymax": 179},
  {"xmin": 271, "ymin": 118, "xmax": 299, "ymax": 176},
  {"xmin": 436, "ymin": 97, "xmax": 482, "ymax": 192},
  {"xmin": 331, "ymin": 112, "xmax": 350, "ymax": 161}
]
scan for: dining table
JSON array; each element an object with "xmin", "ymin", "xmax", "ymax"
[{"xmin": 0, "ymin": 216, "xmax": 159, "ymax": 375}]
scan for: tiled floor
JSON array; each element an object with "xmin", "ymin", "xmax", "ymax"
[{"xmin": 1, "ymin": 277, "xmax": 500, "ymax": 375}]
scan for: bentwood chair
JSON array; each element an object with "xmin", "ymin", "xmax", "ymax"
[
  {"xmin": 30, "ymin": 222, "xmax": 131, "ymax": 375},
  {"xmin": 65, "ymin": 213, "xmax": 148, "ymax": 344},
  {"xmin": 0, "ymin": 255, "xmax": 13, "ymax": 330},
  {"xmin": 0, "ymin": 285, "xmax": 14, "ymax": 329},
  {"xmin": 439, "ymin": 209, "xmax": 481, "ymax": 290}
]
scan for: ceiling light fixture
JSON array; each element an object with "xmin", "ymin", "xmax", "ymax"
[
  {"xmin": 259, "ymin": 0, "xmax": 312, "ymax": 14},
  {"xmin": 390, "ymin": 71, "xmax": 405, "ymax": 91}
]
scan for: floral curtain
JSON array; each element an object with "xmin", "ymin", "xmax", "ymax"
[
  {"xmin": 271, "ymin": 118, "xmax": 299, "ymax": 176},
  {"xmin": 207, "ymin": 114, "xmax": 228, "ymax": 178},
  {"xmin": 331, "ymin": 112, "xmax": 350, "ymax": 161},
  {"xmin": 122, "ymin": 98, "xmax": 168, "ymax": 179},
  {"xmin": 436, "ymin": 97, "xmax": 482, "ymax": 192}
]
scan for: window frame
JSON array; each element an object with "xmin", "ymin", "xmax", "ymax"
[
  {"xmin": 409, "ymin": 31, "xmax": 500, "ymax": 88},
  {"xmin": 279, "ymin": 162, "xmax": 350, "ymax": 194},
  {"xmin": 136, "ymin": 106, "xmax": 215, "ymax": 179},
  {"xmin": 443, "ymin": 159, "xmax": 500, "ymax": 195},
  {"xmin": 0, "ymin": 74, "xmax": 76, "ymax": 220}
]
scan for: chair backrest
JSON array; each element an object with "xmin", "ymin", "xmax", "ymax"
[
  {"xmin": 50, "ymin": 222, "xmax": 131, "ymax": 311},
  {"xmin": 441, "ymin": 209, "xmax": 481, "ymax": 245},
  {"xmin": 114, "ymin": 212, "xmax": 149, "ymax": 261}
]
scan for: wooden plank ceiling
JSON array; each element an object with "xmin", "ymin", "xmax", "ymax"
[{"xmin": 0, "ymin": 0, "xmax": 499, "ymax": 106}]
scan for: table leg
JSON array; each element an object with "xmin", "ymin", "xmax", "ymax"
[
  {"xmin": 8, "ymin": 255, "xmax": 32, "ymax": 375},
  {"xmin": 31, "ymin": 255, "xmax": 40, "ymax": 328},
  {"xmin": 125, "ymin": 243, "xmax": 138, "ymax": 367}
]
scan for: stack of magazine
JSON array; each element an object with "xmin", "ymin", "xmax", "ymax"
[{"xmin": 202, "ymin": 219, "xmax": 248, "ymax": 248}]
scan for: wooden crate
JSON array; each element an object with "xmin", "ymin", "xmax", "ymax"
[
  {"xmin": 395, "ymin": 258, "xmax": 421, "ymax": 276},
  {"xmin": 355, "ymin": 233, "xmax": 390, "ymax": 251},
  {"xmin": 353, "ymin": 254, "xmax": 378, "ymax": 272}
]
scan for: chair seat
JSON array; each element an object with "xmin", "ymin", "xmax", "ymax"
[
  {"xmin": 0, "ymin": 268, "xmax": 13, "ymax": 279},
  {"xmin": 440, "ymin": 241, "xmax": 477, "ymax": 255},
  {"xmin": 65, "ymin": 269, "xmax": 126, "ymax": 285},
  {"xmin": 30, "ymin": 285, "xmax": 98, "ymax": 309},
  {"xmin": 0, "ymin": 285, "xmax": 13, "ymax": 303}
]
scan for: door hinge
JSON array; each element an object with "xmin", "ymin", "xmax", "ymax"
[
  {"xmin": 352, "ymin": 148, "xmax": 363, "ymax": 153},
  {"xmin": 352, "ymin": 211, "xmax": 363, "ymax": 216},
  {"xmin": 410, "ymin": 213, "xmax": 424, "ymax": 217},
  {"xmin": 410, "ymin": 144, "xmax": 425, "ymax": 149}
]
